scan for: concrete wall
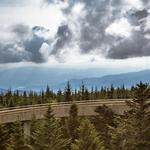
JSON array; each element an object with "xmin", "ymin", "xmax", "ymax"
[{"xmin": 0, "ymin": 100, "xmax": 129, "ymax": 124}]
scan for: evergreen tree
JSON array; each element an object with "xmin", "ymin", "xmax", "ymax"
[
  {"xmin": 121, "ymin": 84, "xmax": 125, "ymax": 98},
  {"xmin": 17, "ymin": 144, "xmax": 34, "ymax": 150},
  {"xmin": 90, "ymin": 87, "xmax": 94, "ymax": 100},
  {"xmin": 77, "ymin": 90, "xmax": 82, "ymax": 101},
  {"xmin": 94, "ymin": 87, "xmax": 99, "ymax": 99},
  {"xmin": 111, "ymin": 82, "xmax": 150, "ymax": 150},
  {"xmin": 41, "ymin": 90, "xmax": 45, "ymax": 104},
  {"xmin": 81, "ymin": 82, "xmax": 85, "ymax": 100},
  {"xmin": 125, "ymin": 82, "xmax": 150, "ymax": 149},
  {"xmin": 67, "ymin": 104, "xmax": 79, "ymax": 143},
  {"xmin": 100, "ymin": 87, "xmax": 107, "ymax": 99},
  {"xmin": 33, "ymin": 106, "xmax": 70, "ymax": 150},
  {"xmin": 73, "ymin": 89, "xmax": 78, "ymax": 101},
  {"xmin": 30, "ymin": 115, "xmax": 40, "ymax": 146},
  {"xmin": 45, "ymin": 85, "xmax": 53, "ymax": 103},
  {"xmin": 0, "ymin": 124, "xmax": 10, "ymax": 150},
  {"xmin": 64, "ymin": 81, "xmax": 72, "ymax": 102},
  {"xmin": 71, "ymin": 118, "xmax": 104, "ymax": 150},
  {"xmin": 93, "ymin": 105, "xmax": 116, "ymax": 149},
  {"xmin": 57, "ymin": 89, "xmax": 63, "ymax": 102},
  {"xmin": 84, "ymin": 89, "xmax": 90, "ymax": 100},
  {"xmin": 11, "ymin": 121, "xmax": 25, "ymax": 150},
  {"xmin": 109, "ymin": 84, "xmax": 114, "ymax": 99}
]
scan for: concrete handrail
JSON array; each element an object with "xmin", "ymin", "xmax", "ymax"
[
  {"xmin": 0, "ymin": 99, "xmax": 130, "ymax": 111},
  {"xmin": 0, "ymin": 99, "xmax": 130, "ymax": 124}
]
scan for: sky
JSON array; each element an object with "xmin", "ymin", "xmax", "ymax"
[{"xmin": 0, "ymin": 0, "xmax": 150, "ymax": 71}]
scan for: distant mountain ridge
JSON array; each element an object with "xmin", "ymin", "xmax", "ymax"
[
  {"xmin": 65, "ymin": 70, "xmax": 150, "ymax": 89},
  {"xmin": 0, "ymin": 67, "xmax": 115, "ymax": 91},
  {"xmin": 0, "ymin": 88, "xmax": 9, "ymax": 94},
  {"xmin": 0, "ymin": 68, "xmax": 150, "ymax": 91}
]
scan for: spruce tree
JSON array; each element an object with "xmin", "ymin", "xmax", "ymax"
[
  {"xmin": 109, "ymin": 84, "xmax": 114, "ymax": 99},
  {"xmin": 11, "ymin": 121, "xmax": 25, "ymax": 150},
  {"xmin": 30, "ymin": 115, "xmax": 40, "ymax": 146},
  {"xmin": 71, "ymin": 119, "xmax": 104, "ymax": 150},
  {"xmin": 94, "ymin": 87, "xmax": 99, "ymax": 99},
  {"xmin": 0, "ymin": 124, "xmax": 10, "ymax": 150},
  {"xmin": 111, "ymin": 82, "xmax": 150, "ymax": 150},
  {"xmin": 81, "ymin": 82, "xmax": 85, "ymax": 100},
  {"xmin": 90, "ymin": 87, "xmax": 94, "ymax": 100},
  {"xmin": 45, "ymin": 85, "xmax": 52, "ymax": 103},
  {"xmin": 93, "ymin": 105, "xmax": 116, "ymax": 149},
  {"xmin": 57, "ymin": 89, "xmax": 63, "ymax": 102},
  {"xmin": 125, "ymin": 82, "xmax": 150, "ymax": 149},
  {"xmin": 17, "ymin": 144, "xmax": 34, "ymax": 150},
  {"xmin": 33, "ymin": 106, "xmax": 70, "ymax": 150},
  {"xmin": 84, "ymin": 89, "xmax": 90, "ymax": 100},
  {"xmin": 67, "ymin": 104, "xmax": 79, "ymax": 143},
  {"xmin": 64, "ymin": 81, "xmax": 72, "ymax": 102}
]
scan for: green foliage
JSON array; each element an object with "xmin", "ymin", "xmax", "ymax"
[
  {"xmin": 111, "ymin": 82, "xmax": 150, "ymax": 150},
  {"xmin": 30, "ymin": 115, "xmax": 40, "ymax": 146},
  {"xmin": 0, "ymin": 124, "xmax": 10, "ymax": 150},
  {"xmin": 93, "ymin": 105, "xmax": 116, "ymax": 149},
  {"xmin": 0, "ymin": 82, "xmax": 149, "ymax": 150},
  {"xmin": 64, "ymin": 81, "xmax": 72, "ymax": 101},
  {"xmin": 67, "ymin": 103, "xmax": 79, "ymax": 148},
  {"xmin": 9, "ymin": 121, "xmax": 26, "ymax": 150},
  {"xmin": 57, "ymin": 89, "xmax": 64, "ymax": 102},
  {"xmin": 71, "ymin": 118, "xmax": 104, "ymax": 150},
  {"xmin": 0, "ymin": 83, "xmax": 132, "ymax": 108},
  {"xmin": 32, "ymin": 106, "xmax": 70, "ymax": 150},
  {"xmin": 14, "ymin": 144, "xmax": 34, "ymax": 150}
]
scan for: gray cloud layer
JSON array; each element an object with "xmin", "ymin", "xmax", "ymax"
[
  {"xmin": 106, "ymin": 8, "xmax": 150, "ymax": 59},
  {"xmin": 51, "ymin": 24, "xmax": 72, "ymax": 55},
  {"xmin": 75, "ymin": 0, "xmax": 150, "ymax": 59},
  {"xmin": 79, "ymin": 0, "xmax": 114, "ymax": 53},
  {"xmin": 0, "ymin": 0, "xmax": 150, "ymax": 63},
  {"xmin": 0, "ymin": 43, "xmax": 28, "ymax": 63},
  {"xmin": 0, "ymin": 24, "xmax": 49, "ymax": 63},
  {"xmin": 107, "ymin": 30, "xmax": 149, "ymax": 59},
  {"xmin": 65, "ymin": 0, "xmax": 150, "ymax": 59},
  {"xmin": 44, "ymin": 0, "xmax": 150, "ymax": 60}
]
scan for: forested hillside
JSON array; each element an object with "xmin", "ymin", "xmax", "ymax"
[
  {"xmin": 0, "ymin": 82, "xmax": 150, "ymax": 150},
  {"xmin": 1, "ymin": 69, "xmax": 150, "ymax": 91},
  {"xmin": 0, "ymin": 82, "xmax": 132, "ymax": 108}
]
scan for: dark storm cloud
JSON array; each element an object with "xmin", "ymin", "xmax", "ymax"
[
  {"xmin": 45, "ymin": 0, "xmax": 115, "ymax": 54},
  {"xmin": 106, "ymin": 7, "xmax": 150, "ymax": 59},
  {"xmin": 63, "ymin": 0, "xmax": 150, "ymax": 59},
  {"xmin": 127, "ymin": 9, "xmax": 149, "ymax": 26},
  {"xmin": 0, "ymin": 24, "xmax": 50, "ymax": 63},
  {"xmin": 24, "ymin": 34, "xmax": 46, "ymax": 63},
  {"xmin": 43, "ymin": 0, "xmax": 115, "ymax": 57},
  {"xmin": 51, "ymin": 24, "xmax": 72, "ymax": 55},
  {"xmin": 11, "ymin": 24, "xmax": 30, "ymax": 36},
  {"xmin": 48, "ymin": 0, "xmax": 122, "ymax": 54},
  {"xmin": 78, "ymin": 0, "xmax": 118, "ymax": 53},
  {"xmin": 142, "ymin": 0, "xmax": 150, "ymax": 5},
  {"xmin": 42, "ymin": 0, "xmax": 150, "ymax": 59},
  {"xmin": 133, "ymin": 9, "xmax": 148, "ymax": 20},
  {"xmin": 0, "ymin": 43, "xmax": 29, "ymax": 63},
  {"xmin": 1, "ymin": 0, "xmax": 150, "ymax": 64},
  {"xmin": 106, "ymin": 30, "xmax": 150, "ymax": 59}
]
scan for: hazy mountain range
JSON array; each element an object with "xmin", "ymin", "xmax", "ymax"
[
  {"xmin": 0, "ymin": 67, "xmax": 115, "ymax": 91},
  {"xmin": 67, "ymin": 70, "xmax": 150, "ymax": 90},
  {"xmin": 0, "ymin": 67, "xmax": 150, "ymax": 92}
]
